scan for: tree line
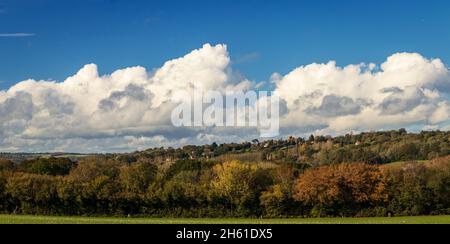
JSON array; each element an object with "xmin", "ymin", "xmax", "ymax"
[{"xmin": 0, "ymin": 154, "xmax": 449, "ymax": 217}]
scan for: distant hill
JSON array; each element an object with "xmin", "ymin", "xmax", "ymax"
[
  {"xmin": 0, "ymin": 152, "xmax": 94, "ymax": 163},
  {"xmin": 2, "ymin": 129, "xmax": 449, "ymax": 166},
  {"xmin": 119, "ymin": 129, "xmax": 450, "ymax": 166}
]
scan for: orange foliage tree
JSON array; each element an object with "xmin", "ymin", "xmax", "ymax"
[{"xmin": 293, "ymin": 163, "xmax": 387, "ymax": 216}]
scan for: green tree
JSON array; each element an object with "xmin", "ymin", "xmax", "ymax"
[
  {"xmin": 119, "ymin": 162, "xmax": 157, "ymax": 194},
  {"xmin": 5, "ymin": 173, "xmax": 60, "ymax": 214},
  {"xmin": 21, "ymin": 157, "xmax": 74, "ymax": 176}
]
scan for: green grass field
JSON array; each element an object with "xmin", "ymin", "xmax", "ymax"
[{"xmin": 0, "ymin": 215, "xmax": 449, "ymax": 224}]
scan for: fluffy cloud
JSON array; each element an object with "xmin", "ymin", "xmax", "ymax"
[
  {"xmin": 0, "ymin": 44, "xmax": 449, "ymax": 152},
  {"xmin": 275, "ymin": 53, "xmax": 450, "ymax": 135}
]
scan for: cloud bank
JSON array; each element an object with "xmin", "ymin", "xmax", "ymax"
[
  {"xmin": 275, "ymin": 52, "xmax": 450, "ymax": 134},
  {"xmin": 0, "ymin": 44, "xmax": 449, "ymax": 152}
]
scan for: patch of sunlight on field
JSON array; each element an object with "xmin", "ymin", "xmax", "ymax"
[
  {"xmin": 0, "ymin": 215, "xmax": 449, "ymax": 224},
  {"xmin": 386, "ymin": 160, "xmax": 429, "ymax": 168}
]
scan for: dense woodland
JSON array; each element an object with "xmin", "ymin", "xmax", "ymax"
[{"xmin": 0, "ymin": 130, "xmax": 449, "ymax": 217}]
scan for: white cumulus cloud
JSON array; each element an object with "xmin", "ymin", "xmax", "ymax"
[{"xmin": 275, "ymin": 52, "xmax": 450, "ymax": 135}]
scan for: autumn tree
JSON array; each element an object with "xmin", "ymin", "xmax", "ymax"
[
  {"xmin": 68, "ymin": 156, "xmax": 121, "ymax": 182},
  {"xmin": 5, "ymin": 173, "xmax": 60, "ymax": 214},
  {"xmin": 210, "ymin": 161, "xmax": 272, "ymax": 215},
  {"xmin": 0, "ymin": 172, "xmax": 8, "ymax": 211},
  {"xmin": 382, "ymin": 156, "xmax": 450, "ymax": 216},
  {"xmin": 119, "ymin": 162, "xmax": 157, "ymax": 194},
  {"xmin": 260, "ymin": 184, "xmax": 286, "ymax": 217},
  {"xmin": 260, "ymin": 164, "xmax": 303, "ymax": 216},
  {"xmin": 293, "ymin": 163, "xmax": 387, "ymax": 217},
  {"xmin": 0, "ymin": 159, "xmax": 15, "ymax": 172},
  {"xmin": 65, "ymin": 156, "xmax": 122, "ymax": 214}
]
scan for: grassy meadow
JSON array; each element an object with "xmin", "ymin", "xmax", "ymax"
[{"xmin": 0, "ymin": 215, "xmax": 449, "ymax": 224}]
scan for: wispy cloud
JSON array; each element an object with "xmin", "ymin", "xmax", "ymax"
[
  {"xmin": 233, "ymin": 52, "xmax": 261, "ymax": 64},
  {"xmin": 0, "ymin": 33, "xmax": 36, "ymax": 37}
]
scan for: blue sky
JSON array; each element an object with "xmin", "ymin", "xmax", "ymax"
[{"xmin": 1, "ymin": 0, "xmax": 449, "ymax": 89}]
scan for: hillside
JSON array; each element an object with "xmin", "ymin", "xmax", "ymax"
[{"xmin": 115, "ymin": 129, "xmax": 450, "ymax": 167}]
